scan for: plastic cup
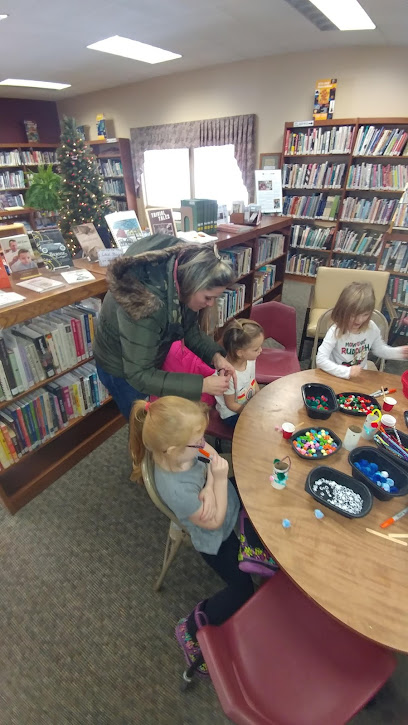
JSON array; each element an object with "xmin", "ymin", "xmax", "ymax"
[
  {"xmin": 383, "ymin": 396, "xmax": 397, "ymax": 412},
  {"xmin": 271, "ymin": 457, "xmax": 291, "ymax": 490},
  {"xmin": 282, "ymin": 422, "xmax": 295, "ymax": 439},
  {"xmin": 343, "ymin": 424, "xmax": 362, "ymax": 452},
  {"xmin": 381, "ymin": 413, "xmax": 397, "ymax": 429}
]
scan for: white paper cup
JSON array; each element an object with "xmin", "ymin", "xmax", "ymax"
[
  {"xmin": 343, "ymin": 424, "xmax": 362, "ymax": 452},
  {"xmin": 382, "ymin": 414, "xmax": 397, "ymax": 428}
]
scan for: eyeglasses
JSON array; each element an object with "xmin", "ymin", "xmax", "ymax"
[{"xmin": 186, "ymin": 436, "xmax": 206, "ymax": 449}]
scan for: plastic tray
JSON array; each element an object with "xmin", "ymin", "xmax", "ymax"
[
  {"xmin": 374, "ymin": 429, "xmax": 408, "ymax": 472},
  {"xmin": 348, "ymin": 446, "xmax": 408, "ymax": 501},
  {"xmin": 336, "ymin": 391, "xmax": 378, "ymax": 417},
  {"xmin": 305, "ymin": 465, "xmax": 372, "ymax": 518},
  {"xmin": 301, "ymin": 383, "xmax": 338, "ymax": 420},
  {"xmin": 291, "ymin": 427, "xmax": 342, "ymax": 460}
]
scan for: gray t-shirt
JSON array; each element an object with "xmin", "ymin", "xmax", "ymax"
[{"xmin": 154, "ymin": 459, "xmax": 240, "ymax": 555}]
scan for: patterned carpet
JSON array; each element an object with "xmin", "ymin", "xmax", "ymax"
[{"xmin": 1, "ymin": 280, "xmax": 407, "ymax": 725}]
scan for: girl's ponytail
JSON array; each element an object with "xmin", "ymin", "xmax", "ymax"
[{"xmin": 129, "ymin": 399, "xmax": 149, "ymax": 481}]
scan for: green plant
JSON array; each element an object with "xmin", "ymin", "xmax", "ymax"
[{"xmin": 24, "ymin": 164, "xmax": 62, "ymax": 211}]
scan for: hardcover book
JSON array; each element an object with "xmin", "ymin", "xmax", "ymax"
[
  {"xmin": 31, "ymin": 229, "xmax": 73, "ymax": 270},
  {"xmin": 0, "ymin": 234, "xmax": 39, "ymax": 280},
  {"xmin": 313, "ymin": 79, "xmax": 337, "ymax": 121},
  {"xmin": 105, "ymin": 210, "xmax": 143, "ymax": 252},
  {"xmin": 147, "ymin": 208, "xmax": 176, "ymax": 236},
  {"xmin": 24, "ymin": 120, "xmax": 40, "ymax": 143},
  {"xmin": 72, "ymin": 223, "xmax": 105, "ymax": 261}
]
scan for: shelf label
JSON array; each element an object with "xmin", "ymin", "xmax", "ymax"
[{"xmin": 293, "ymin": 120, "xmax": 314, "ymax": 127}]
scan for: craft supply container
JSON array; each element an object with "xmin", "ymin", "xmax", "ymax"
[
  {"xmin": 349, "ymin": 447, "xmax": 408, "ymax": 501},
  {"xmin": 305, "ymin": 466, "xmax": 372, "ymax": 518}
]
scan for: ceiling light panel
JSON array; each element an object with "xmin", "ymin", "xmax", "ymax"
[
  {"xmin": 0, "ymin": 79, "xmax": 71, "ymax": 89},
  {"xmin": 87, "ymin": 35, "xmax": 181, "ymax": 64},
  {"xmin": 0, "ymin": 14, "xmax": 8, "ymax": 20},
  {"xmin": 309, "ymin": 0, "xmax": 376, "ymax": 30}
]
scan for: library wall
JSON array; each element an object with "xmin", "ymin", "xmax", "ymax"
[
  {"xmin": 58, "ymin": 46, "xmax": 408, "ymax": 155},
  {"xmin": 0, "ymin": 98, "xmax": 60, "ymax": 143}
]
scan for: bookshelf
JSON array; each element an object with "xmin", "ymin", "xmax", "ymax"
[
  {"xmin": 281, "ymin": 118, "xmax": 408, "ymax": 281},
  {"xmin": 89, "ymin": 139, "xmax": 137, "ymax": 214},
  {"xmin": 0, "ymin": 265, "xmax": 124, "ymax": 514}
]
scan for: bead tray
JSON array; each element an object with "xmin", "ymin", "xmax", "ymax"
[
  {"xmin": 291, "ymin": 427, "xmax": 342, "ymax": 459},
  {"xmin": 348, "ymin": 447, "xmax": 408, "ymax": 501},
  {"xmin": 336, "ymin": 391, "xmax": 378, "ymax": 417},
  {"xmin": 305, "ymin": 466, "xmax": 373, "ymax": 518},
  {"xmin": 301, "ymin": 383, "xmax": 338, "ymax": 421}
]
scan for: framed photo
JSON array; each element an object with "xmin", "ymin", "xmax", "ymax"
[{"xmin": 259, "ymin": 153, "xmax": 281, "ymax": 171}]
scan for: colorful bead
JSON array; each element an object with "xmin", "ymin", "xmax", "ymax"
[{"xmin": 292, "ymin": 428, "xmax": 339, "ymax": 457}]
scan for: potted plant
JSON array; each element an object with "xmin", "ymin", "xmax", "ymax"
[{"xmin": 25, "ymin": 164, "xmax": 62, "ymax": 223}]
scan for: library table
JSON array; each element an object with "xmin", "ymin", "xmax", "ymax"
[{"xmin": 233, "ymin": 368, "xmax": 408, "ymax": 653}]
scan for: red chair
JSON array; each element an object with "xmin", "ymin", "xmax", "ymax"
[
  {"xmin": 250, "ymin": 301, "xmax": 300, "ymax": 383},
  {"xmin": 196, "ymin": 572, "xmax": 396, "ymax": 725},
  {"xmin": 205, "ymin": 407, "xmax": 233, "ymax": 452}
]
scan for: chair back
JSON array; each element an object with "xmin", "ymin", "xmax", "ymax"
[
  {"xmin": 313, "ymin": 267, "xmax": 389, "ymax": 310},
  {"xmin": 250, "ymin": 300, "xmax": 297, "ymax": 351},
  {"xmin": 141, "ymin": 451, "xmax": 184, "ymax": 529},
  {"xmin": 311, "ymin": 308, "xmax": 390, "ymax": 369}
]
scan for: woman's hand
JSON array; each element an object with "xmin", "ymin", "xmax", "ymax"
[
  {"xmin": 198, "ymin": 486, "xmax": 217, "ymax": 522},
  {"xmin": 212, "ymin": 353, "xmax": 237, "ymax": 390},
  {"xmin": 202, "ymin": 375, "xmax": 230, "ymax": 396}
]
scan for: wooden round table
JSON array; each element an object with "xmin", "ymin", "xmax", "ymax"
[{"xmin": 233, "ymin": 368, "xmax": 408, "ymax": 652}]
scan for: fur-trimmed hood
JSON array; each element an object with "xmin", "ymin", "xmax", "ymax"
[{"xmin": 106, "ymin": 234, "xmax": 188, "ymax": 322}]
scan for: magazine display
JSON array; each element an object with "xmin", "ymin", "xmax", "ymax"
[
  {"xmin": 313, "ymin": 79, "xmax": 337, "ymax": 121},
  {"xmin": 147, "ymin": 208, "xmax": 176, "ymax": 236},
  {"xmin": 31, "ymin": 229, "xmax": 73, "ymax": 270},
  {"xmin": 72, "ymin": 223, "xmax": 105, "ymax": 261},
  {"xmin": 0, "ymin": 234, "xmax": 39, "ymax": 280},
  {"xmin": 105, "ymin": 210, "xmax": 143, "ymax": 252}
]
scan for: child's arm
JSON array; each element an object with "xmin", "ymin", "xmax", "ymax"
[
  {"xmin": 316, "ymin": 326, "xmax": 354, "ymax": 379},
  {"xmin": 370, "ymin": 324, "xmax": 408, "ymax": 361},
  {"xmin": 223, "ymin": 393, "xmax": 245, "ymax": 414},
  {"xmin": 189, "ymin": 454, "xmax": 229, "ymax": 530}
]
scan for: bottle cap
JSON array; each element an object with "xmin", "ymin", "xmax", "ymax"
[{"xmin": 371, "ymin": 422, "xmax": 378, "ymax": 428}]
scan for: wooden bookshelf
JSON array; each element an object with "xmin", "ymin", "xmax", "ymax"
[
  {"xmin": 0, "ymin": 266, "xmax": 124, "ymax": 514},
  {"xmin": 281, "ymin": 117, "xmax": 408, "ymax": 281},
  {"xmin": 89, "ymin": 139, "xmax": 137, "ymax": 214}
]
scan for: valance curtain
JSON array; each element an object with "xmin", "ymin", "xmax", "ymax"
[{"xmin": 130, "ymin": 113, "xmax": 256, "ymax": 200}]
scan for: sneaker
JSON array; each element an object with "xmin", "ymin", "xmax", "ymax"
[
  {"xmin": 175, "ymin": 616, "xmax": 208, "ymax": 676},
  {"xmin": 238, "ymin": 509, "xmax": 279, "ymax": 578}
]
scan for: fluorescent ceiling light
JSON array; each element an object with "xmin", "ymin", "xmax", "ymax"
[
  {"xmin": 0, "ymin": 14, "xmax": 8, "ymax": 20},
  {"xmin": 87, "ymin": 35, "xmax": 181, "ymax": 64},
  {"xmin": 309, "ymin": 0, "xmax": 375, "ymax": 30},
  {"xmin": 0, "ymin": 78, "xmax": 71, "ymax": 90}
]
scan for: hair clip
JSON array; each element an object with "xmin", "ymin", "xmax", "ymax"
[{"xmin": 145, "ymin": 401, "xmax": 151, "ymax": 412}]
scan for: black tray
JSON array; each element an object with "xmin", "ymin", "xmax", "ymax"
[
  {"xmin": 374, "ymin": 429, "xmax": 408, "ymax": 472},
  {"xmin": 336, "ymin": 391, "xmax": 378, "ymax": 417},
  {"xmin": 348, "ymin": 447, "xmax": 408, "ymax": 501},
  {"xmin": 301, "ymin": 383, "xmax": 338, "ymax": 420},
  {"xmin": 305, "ymin": 466, "xmax": 372, "ymax": 518},
  {"xmin": 291, "ymin": 427, "xmax": 342, "ymax": 460}
]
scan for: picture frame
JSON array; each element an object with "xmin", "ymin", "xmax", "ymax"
[{"xmin": 259, "ymin": 152, "xmax": 281, "ymax": 170}]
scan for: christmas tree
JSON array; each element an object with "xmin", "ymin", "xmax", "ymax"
[{"xmin": 57, "ymin": 116, "xmax": 111, "ymax": 253}]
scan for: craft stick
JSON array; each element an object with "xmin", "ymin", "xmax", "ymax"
[
  {"xmin": 381, "ymin": 386, "xmax": 386, "ymax": 398},
  {"xmin": 365, "ymin": 528, "xmax": 408, "ymax": 546},
  {"xmin": 388, "ymin": 534, "xmax": 408, "ymax": 539}
]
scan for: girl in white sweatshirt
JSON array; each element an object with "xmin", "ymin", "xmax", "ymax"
[{"xmin": 316, "ymin": 282, "xmax": 408, "ymax": 380}]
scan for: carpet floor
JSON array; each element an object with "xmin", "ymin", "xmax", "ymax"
[{"xmin": 1, "ymin": 280, "xmax": 407, "ymax": 725}]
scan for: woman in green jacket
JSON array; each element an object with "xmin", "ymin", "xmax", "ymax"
[{"xmin": 93, "ymin": 234, "xmax": 236, "ymax": 418}]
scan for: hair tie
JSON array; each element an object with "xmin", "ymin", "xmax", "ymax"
[{"xmin": 145, "ymin": 401, "xmax": 151, "ymax": 413}]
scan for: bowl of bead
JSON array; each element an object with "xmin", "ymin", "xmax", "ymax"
[
  {"xmin": 301, "ymin": 383, "xmax": 338, "ymax": 420},
  {"xmin": 348, "ymin": 447, "xmax": 408, "ymax": 501},
  {"xmin": 305, "ymin": 466, "xmax": 373, "ymax": 518},
  {"xmin": 336, "ymin": 392, "xmax": 378, "ymax": 416},
  {"xmin": 291, "ymin": 427, "xmax": 342, "ymax": 459}
]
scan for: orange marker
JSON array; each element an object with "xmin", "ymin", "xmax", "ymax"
[
  {"xmin": 380, "ymin": 505, "xmax": 408, "ymax": 529},
  {"xmin": 198, "ymin": 448, "xmax": 213, "ymax": 461}
]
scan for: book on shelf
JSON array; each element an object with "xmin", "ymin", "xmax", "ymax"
[
  {"xmin": 254, "ymin": 234, "xmax": 284, "ymax": 265},
  {"xmin": 102, "ymin": 178, "xmax": 125, "ymax": 196},
  {"xmin": 181, "ymin": 199, "xmax": 218, "ymax": 235},
  {"xmin": 340, "ymin": 196, "xmax": 398, "ymax": 225},
  {"xmin": 0, "ymin": 169, "xmax": 25, "ymax": 190},
  {"xmin": 217, "ymin": 284, "xmax": 246, "ymax": 326},
  {"xmin": 380, "ymin": 240, "xmax": 408, "ymax": 273},
  {"xmin": 0, "ymin": 192, "xmax": 25, "ymax": 209},
  {"xmin": 333, "ymin": 229, "xmax": 384, "ymax": 256},
  {"xmin": 387, "ymin": 275, "xmax": 408, "ymax": 306},
  {"xmin": 313, "ymin": 78, "xmax": 337, "ymax": 121},
  {"xmin": 286, "ymin": 253, "xmax": 325, "ymax": 278},
  {"xmin": 24, "ymin": 120, "xmax": 40, "ymax": 143},
  {"xmin": 219, "ymin": 245, "xmax": 252, "ymax": 278},
  {"xmin": 283, "ymin": 193, "xmax": 341, "ymax": 220},
  {"xmin": 330, "ymin": 258, "xmax": 376, "ymax": 270},
  {"xmin": 98, "ymin": 159, "xmax": 123, "ymax": 177},
  {"xmin": 290, "ymin": 224, "xmax": 333, "ymax": 250},
  {"xmin": 346, "ymin": 163, "xmax": 408, "ymax": 191},
  {"xmin": 353, "ymin": 126, "xmax": 408, "ymax": 157},
  {"xmin": 284, "ymin": 125, "xmax": 354, "ymax": 155},
  {"xmin": 282, "ymin": 161, "xmax": 346, "ymax": 189},
  {"xmin": 253, "ymin": 264, "xmax": 276, "ymax": 300}
]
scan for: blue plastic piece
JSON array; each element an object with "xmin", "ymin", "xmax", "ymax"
[
  {"xmin": 314, "ymin": 509, "xmax": 324, "ymax": 519},
  {"xmin": 282, "ymin": 518, "xmax": 291, "ymax": 529}
]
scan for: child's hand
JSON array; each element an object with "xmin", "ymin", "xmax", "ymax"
[
  {"xmin": 210, "ymin": 453, "xmax": 229, "ymax": 482},
  {"xmin": 349, "ymin": 365, "xmax": 362, "ymax": 378},
  {"xmin": 401, "ymin": 345, "xmax": 408, "ymax": 359},
  {"xmin": 198, "ymin": 486, "xmax": 216, "ymax": 522}
]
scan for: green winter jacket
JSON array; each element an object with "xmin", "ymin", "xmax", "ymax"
[{"xmin": 93, "ymin": 234, "xmax": 224, "ymax": 400}]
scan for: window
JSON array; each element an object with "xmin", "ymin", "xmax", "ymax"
[{"xmin": 143, "ymin": 144, "xmax": 248, "ymax": 210}]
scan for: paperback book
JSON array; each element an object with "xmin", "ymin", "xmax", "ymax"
[
  {"xmin": 0, "ymin": 234, "xmax": 39, "ymax": 280},
  {"xmin": 147, "ymin": 208, "xmax": 176, "ymax": 236},
  {"xmin": 31, "ymin": 229, "xmax": 73, "ymax": 270},
  {"xmin": 72, "ymin": 223, "xmax": 106, "ymax": 261},
  {"xmin": 105, "ymin": 210, "xmax": 143, "ymax": 251}
]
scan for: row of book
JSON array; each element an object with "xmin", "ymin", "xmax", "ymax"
[
  {"xmin": 380, "ymin": 240, "xmax": 408, "ymax": 273},
  {"xmin": 0, "ymin": 362, "xmax": 109, "ymax": 469},
  {"xmin": 284, "ymin": 126, "xmax": 354, "ymax": 156},
  {"xmin": 333, "ymin": 229, "xmax": 384, "ymax": 257},
  {"xmin": 217, "ymin": 284, "xmax": 246, "ymax": 326},
  {"xmin": 282, "ymin": 162, "xmax": 346, "ymax": 189},
  {"xmin": 220, "ymin": 245, "xmax": 252, "ymax": 278},
  {"xmin": 340, "ymin": 196, "xmax": 398, "ymax": 225},
  {"xmin": 98, "ymin": 159, "xmax": 123, "ymax": 177},
  {"xmin": 255, "ymin": 234, "xmax": 284, "ymax": 266},
  {"xmin": 387, "ymin": 275, "xmax": 408, "ymax": 306},
  {"xmin": 0, "ymin": 192, "xmax": 25, "ymax": 208},
  {"xmin": 346, "ymin": 163, "xmax": 408, "ymax": 191},
  {"xmin": 102, "ymin": 179, "xmax": 125, "ymax": 195},
  {"xmin": 283, "ymin": 193, "xmax": 341, "ymax": 220},
  {"xmin": 0, "ymin": 150, "xmax": 57, "ymax": 167},
  {"xmin": 253, "ymin": 264, "xmax": 276, "ymax": 300},
  {"xmin": 290, "ymin": 224, "xmax": 333, "ymax": 250},
  {"xmin": 285, "ymin": 253, "xmax": 326, "ymax": 278},
  {"xmin": 110, "ymin": 200, "xmax": 128, "ymax": 212},
  {"xmin": 353, "ymin": 126, "xmax": 408, "ymax": 157},
  {"xmin": 0, "ymin": 170, "xmax": 25, "ymax": 190},
  {"xmin": 388, "ymin": 308, "xmax": 408, "ymax": 340},
  {"xmin": 392, "ymin": 201, "xmax": 408, "ymax": 229},
  {"xmin": 330, "ymin": 258, "xmax": 376, "ymax": 270},
  {"xmin": 181, "ymin": 199, "xmax": 218, "ymax": 234},
  {"xmin": 0, "ymin": 300, "xmax": 100, "ymax": 401}
]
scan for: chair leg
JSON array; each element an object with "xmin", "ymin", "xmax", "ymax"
[
  {"xmin": 154, "ymin": 522, "xmax": 186, "ymax": 592},
  {"xmin": 214, "ymin": 437, "xmax": 222, "ymax": 453},
  {"xmin": 298, "ymin": 308, "xmax": 310, "ymax": 360}
]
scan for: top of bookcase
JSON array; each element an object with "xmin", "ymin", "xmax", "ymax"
[{"xmin": 0, "ymin": 142, "xmax": 58, "ymax": 149}]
